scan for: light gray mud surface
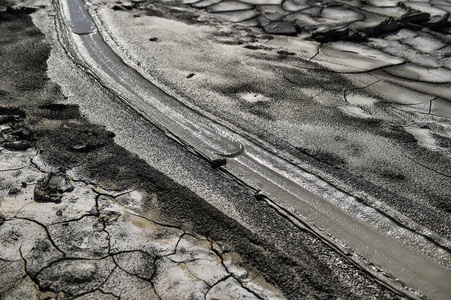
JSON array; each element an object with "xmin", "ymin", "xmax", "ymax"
[{"xmin": 0, "ymin": 3, "xmax": 410, "ymax": 300}]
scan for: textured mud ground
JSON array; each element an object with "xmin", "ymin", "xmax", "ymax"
[
  {"xmin": 0, "ymin": 4, "xmax": 409, "ymax": 299},
  {"xmin": 92, "ymin": 0, "xmax": 451, "ymax": 239}
]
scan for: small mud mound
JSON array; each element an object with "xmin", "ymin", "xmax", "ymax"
[
  {"xmin": 0, "ymin": 107, "xmax": 34, "ymax": 151},
  {"xmin": 34, "ymin": 173, "xmax": 74, "ymax": 203}
]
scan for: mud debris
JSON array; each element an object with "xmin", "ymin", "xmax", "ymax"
[
  {"xmin": 34, "ymin": 173, "xmax": 74, "ymax": 203},
  {"xmin": 262, "ymin": 20, "xmax": 297, "ymax": 36}
]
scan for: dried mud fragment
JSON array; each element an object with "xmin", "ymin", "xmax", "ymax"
[
  {"xmin": 34, "ymin": 173, "xmax": 74, "ymax": 203},
  {"xmin": 263, "ymin": 21, "xmax": 297, "ymax": 36}
]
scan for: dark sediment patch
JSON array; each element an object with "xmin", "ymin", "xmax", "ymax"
[
  {"xmin": 297, "ymin": 147, "xmax": 346, "ymax": 167},
  {"xmin": 244, "ymin": 44, "xmax": 273, "ymax": 51},
  {"xmin": 277, "ymin": 50, "xmax": 296, "ymax": 56},
  {"xmin": 263, "ymin": 21, "xmax": 297, "ymax": 36},
  {"xmin": 38, "ymin": 104, "xmax": 82, "ymax": 120},
  {"xmin": 434, "ymin": 133, "xmax": 451, "ymax": 149}
]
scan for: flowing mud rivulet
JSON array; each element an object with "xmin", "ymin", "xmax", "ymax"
[{"xmin": 1, "ymin": 0, "xmax": 451, "ymax": 299}]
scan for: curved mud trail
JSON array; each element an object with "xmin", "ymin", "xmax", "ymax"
[{"xmin": 54, "ymin": 0, "xmax": 451, "ymax": 298}]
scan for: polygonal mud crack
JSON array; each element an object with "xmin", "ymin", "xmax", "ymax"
[
  {"xmin": 112, "ymin": 251, "xmax": 156, "ymax": 280},
  {"xmin": 0, "ymin": 219, "xmax": 64, "ymax": 276},
  {"xmin": 48, "ymin": 216, "xmax": 109, "ymax": 259},
  {"xmin": 152, "ymin": 256, "xmax": 210, "ymax": 300},
  {"xmin": 205, "ymin": 276, "xmax": 260, "ymax": 300},
  {"xmin": 101, "ymin": 266, "xmax": 159, "ymax": 300},
  {"xmin": 37, "ymin": 257, "xmax": 115, "ymax": 296}
]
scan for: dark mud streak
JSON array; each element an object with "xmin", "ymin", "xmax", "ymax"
[
  {"xmin": 53, "ymin": 4, "xmax": 219, "ymax": 168},
  {"xmin": 402, "ymin": 150, "xmax": 451, "ymax": 178},
  {"xmin": 294, "ymin": 60, "xmax": 409, "ymax": 74}
]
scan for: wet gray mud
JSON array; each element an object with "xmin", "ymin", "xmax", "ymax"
[{"xmin": 0, "ymin": 4, "xmax": 410, "ymax": 300}]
